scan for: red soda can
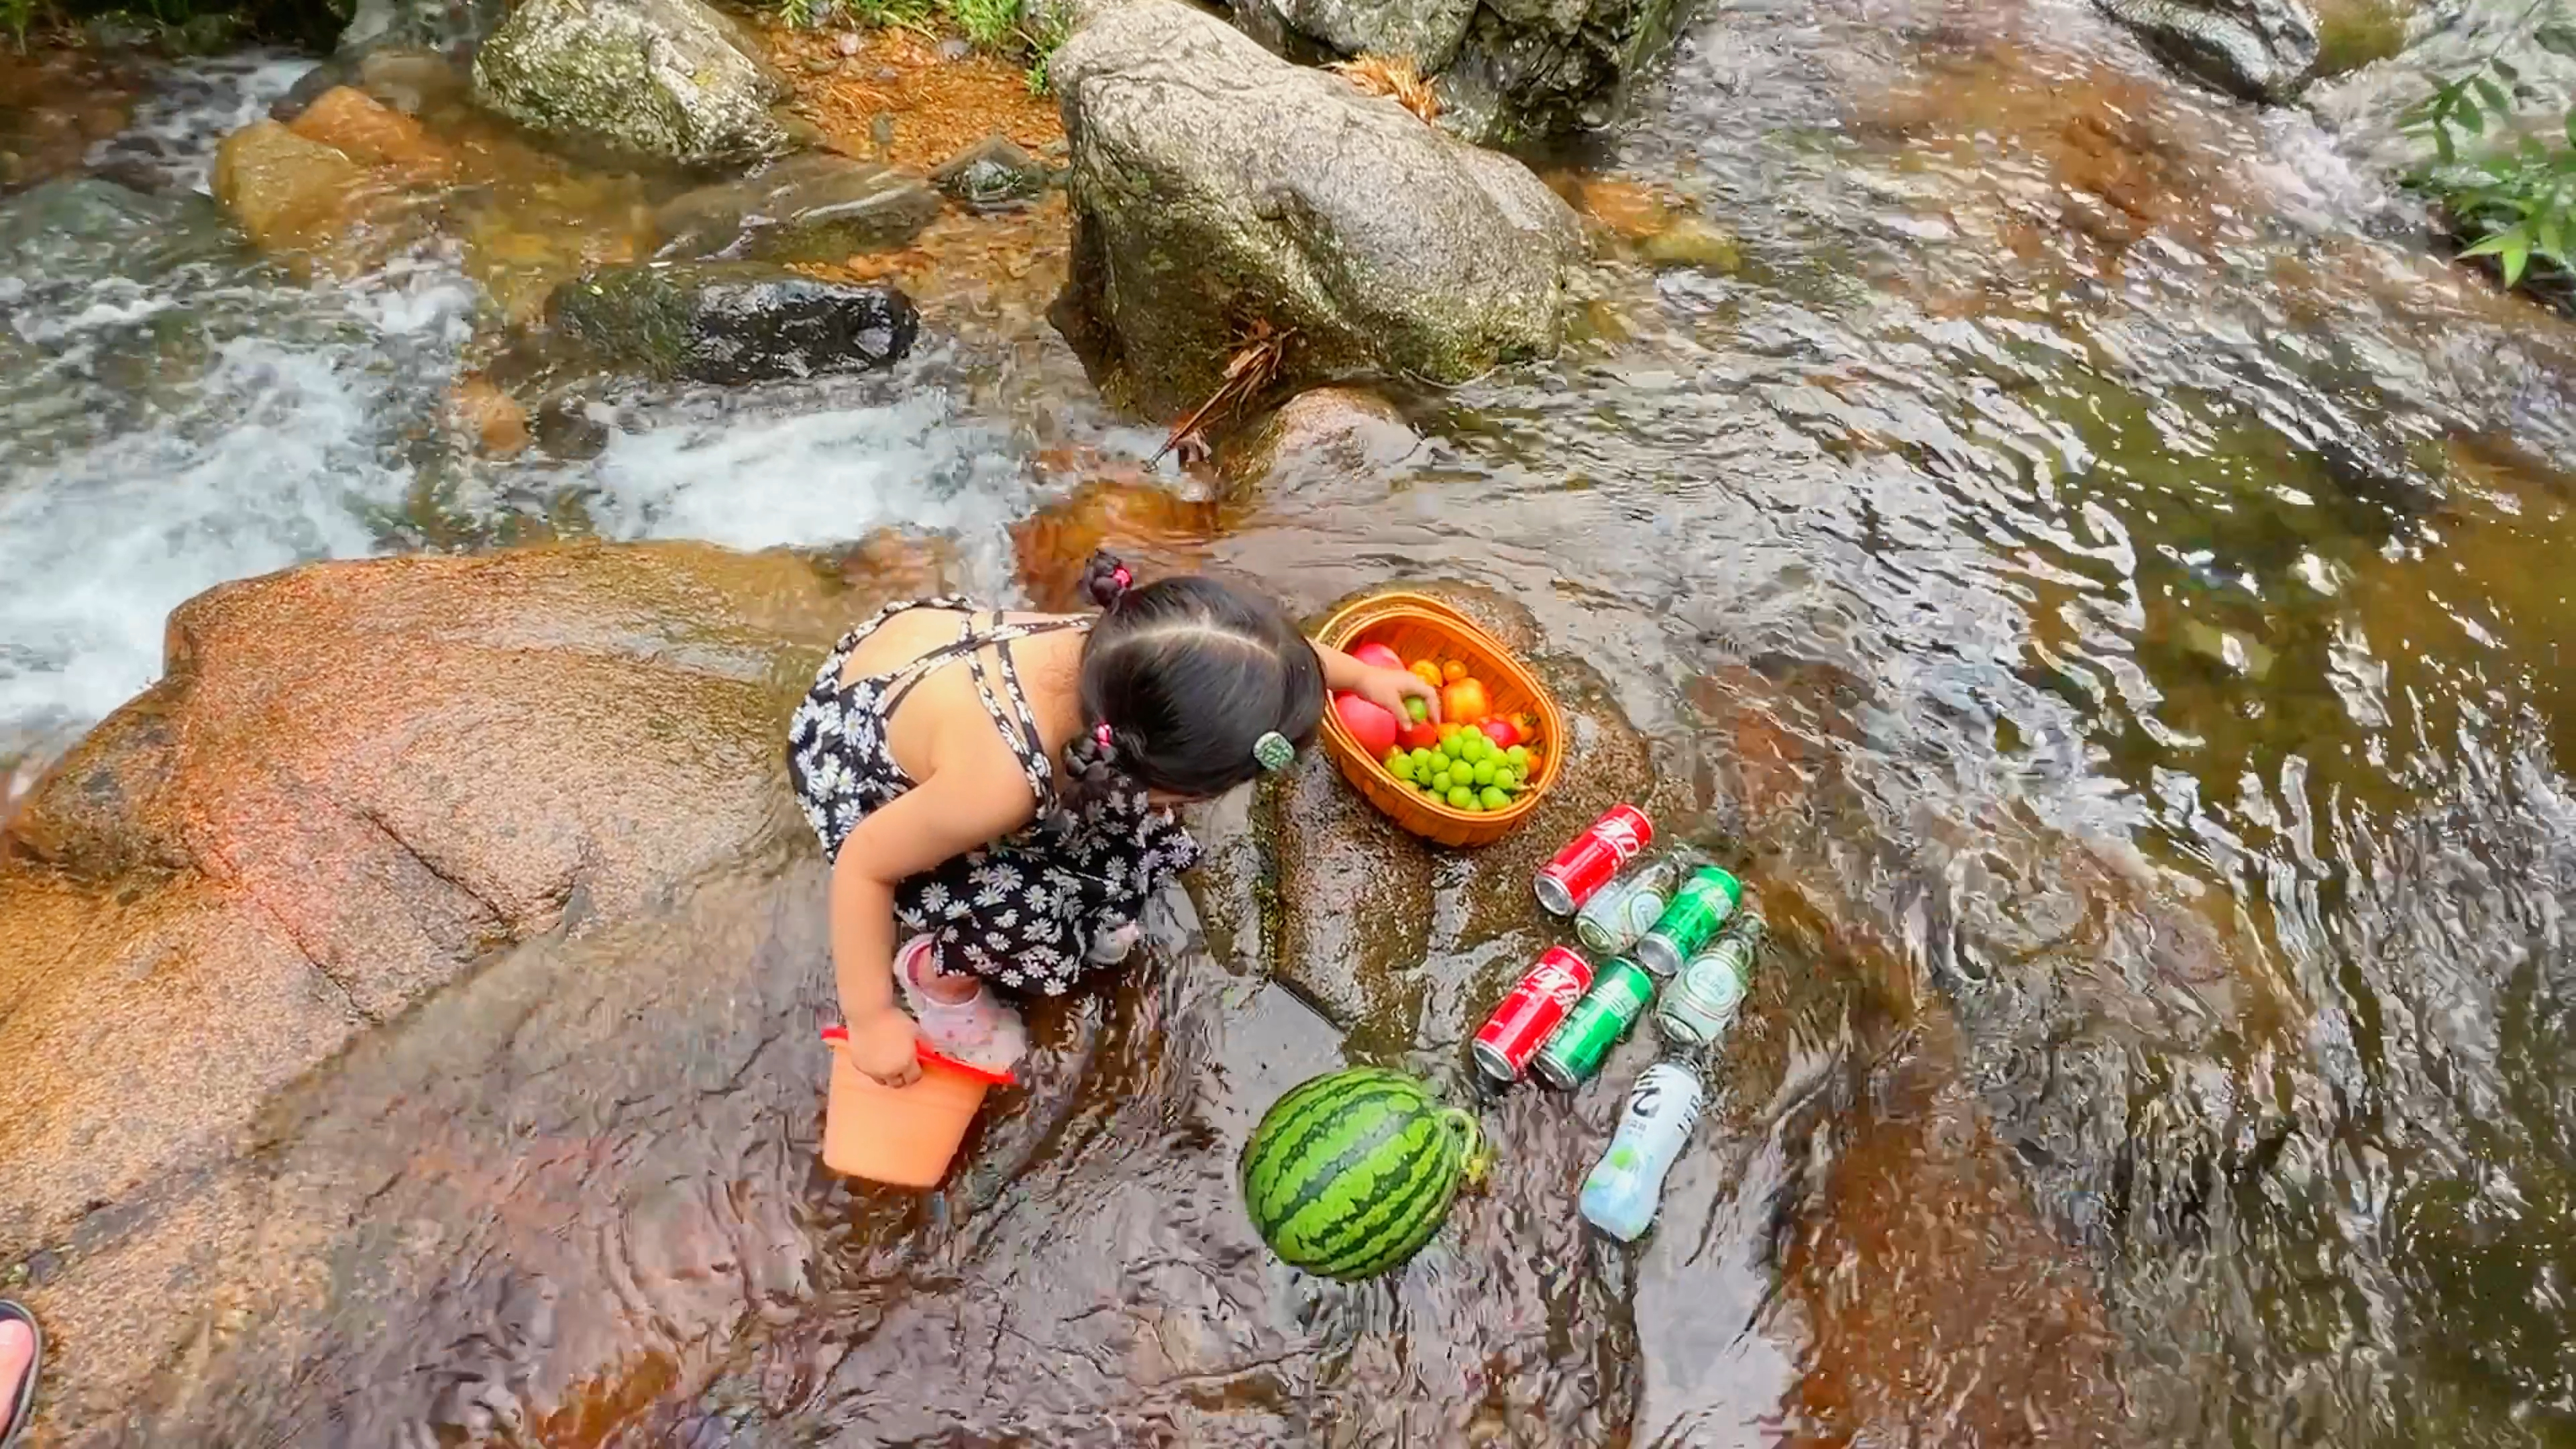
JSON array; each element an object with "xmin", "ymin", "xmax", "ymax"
[
  {"xmin": 1473, "ymin": 946, "xmax": 1597, "ymax": 1084},
  {"xmin": 1533, "ymin": 804, "xmax": 1656, "ymax": 916}
]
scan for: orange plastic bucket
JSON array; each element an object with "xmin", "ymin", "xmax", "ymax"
[{"xmin": 818, "ymin": 1026, "xmax": 1013, "ymax": 1187}]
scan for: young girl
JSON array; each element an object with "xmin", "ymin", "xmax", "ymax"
[{"xmin": 789, "ymin": 553, "xmax": 1437, "ymax": 1085}]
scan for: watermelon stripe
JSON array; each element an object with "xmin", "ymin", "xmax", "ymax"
[
  {"xmin": 1256, "ymin": 1087, "xmax": 1421, "ymax": 1222},
  {"xmin": 1251, "ymin": 1085, "xmax": 1417, "ymax": 1225},
  {"xmin": 1268, "ymin": 1108, "xmax": 1415, "ymax": 1254},
  {"xmin": 1310, "ymin": 1128, "xmax": 1459, "ymax": 1277},
  {"xmin": 1260, "ymin": 1093, "xmax": 1408, "ymax": 1230},
  {"xmin": 1303, "ymin": 1116, "xmax": 1444, "ymax": 1262},
  {"xmin": 1241, "ymin": 1073, "xmax": 1388, "ymax": 1204},
  {"xmin": 1241, "ymin": 1075, "xmax": 1358, "ymax": 1205}
]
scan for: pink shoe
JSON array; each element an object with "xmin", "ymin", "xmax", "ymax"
[{"xmin": 893, "ymin": 936, "xmax": 1027, "ymax": 1076}]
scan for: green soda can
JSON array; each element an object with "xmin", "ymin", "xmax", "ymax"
[
  {"xmin": 1532, "ymin": 959, "xmax": 1656, "ymax": 1089},
  {"xmin": 1631, "ymin": 867, "xmax": 1743, "ymax": 979}
]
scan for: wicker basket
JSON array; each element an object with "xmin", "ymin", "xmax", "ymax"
[{"xmin": 1315, "ymin": 592, "xmax": 1565, "ymax": 849}]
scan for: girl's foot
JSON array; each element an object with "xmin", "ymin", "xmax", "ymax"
[
  {"xmin": 894, "ymin": 936, "xmax": 1027, "ymax": 1076},
  {"xmin": 1, "ymin": 1301, "xmax": 40, "ymax": 1449},
  {"xmin": 1088, "ymin": 919, "xmax": 1141, "ymax": 965}
]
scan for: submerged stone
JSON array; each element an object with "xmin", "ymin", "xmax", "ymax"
[
  {"xmin": 546, "ymin": 262, "xmax": 920, "ymax": 384},
  {"xmin": 654, "ymin": 154, "xmax": 942, "ymax": 264}
]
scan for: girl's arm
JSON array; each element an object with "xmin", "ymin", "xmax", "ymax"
[
  {"xmin": 1313, "ymin": 641, "xmax": 1442, "ymax": 722},
  {"xmin": 826, "ymin": 755, "xmax": 1036, "ymax": 1085}
]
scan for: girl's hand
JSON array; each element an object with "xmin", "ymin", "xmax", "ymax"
[
  {"xmin": 1354, "ymin": 665, "xmax": 1440, "ymax": 727},
  {"xmin": 843, "ymin": 1006, "xmax": 923, "ymax": 1087}
]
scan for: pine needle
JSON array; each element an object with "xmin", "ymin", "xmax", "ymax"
[
  {"xmin": 1330, "ymin": 54, "xmax": 1440, "ymax": 123},
  {"xmin": 1150, "ymin": 320, "xmax": 1289, "ymax": 466}
]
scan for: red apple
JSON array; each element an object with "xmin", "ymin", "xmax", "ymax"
[
  {"xmin": 1399, "ymin": 720, "xmax": 1442, "ymax": 751},
  {"xmin": 1352, "ymin": 641, "xmax": 1405, "ymax": 672},
  {"xmin": 1333, "ymin": 692, "xmax": 1399, "ymax": 756},
  {"xmin": 1481, "ymin": 717, "xmax": 1521, "ymax": 749}
]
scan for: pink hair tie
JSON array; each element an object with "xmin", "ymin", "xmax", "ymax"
[
  {"xmin": 1112, "ymin": 566, "xmax": 1132, "ymax": 589},
  {"xmin": 1093, "ymin": 722, "xmax": 1114, "ymax": 747}
]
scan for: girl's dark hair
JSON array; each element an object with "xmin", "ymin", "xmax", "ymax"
[{"xmin": 1061, "ymin": 551, "xmax": 1324, "ymax": 801}]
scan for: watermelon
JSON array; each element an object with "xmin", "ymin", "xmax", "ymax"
[{"xmin": 1239, "ymin": 1067, "xmax": 1484, "ymax": 1281}]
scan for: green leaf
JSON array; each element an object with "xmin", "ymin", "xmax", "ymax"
[
  {"xmin": 2538, "ymin": 23, "xmax": 2576, "ymax": 57},
  {"xmin": 2457, "ymin": 97, "xmax": 2487, "ymax": 134},
  {"xmin": 2437, "ymin": 125, "xmax": 2457, "ymax": 164},
  {"xmin": 2539, "ymin": 211, "xmax": 2567, "ymax": 264},
  {"xmin": 2459, "ymin": 223, "xmax": 2525, "ymax": 259},
  {"xmin": 2477, "ymin": 76, "xmax": 2514, "ymax": 117},
  {"xmin": 2506, "ymin": 235, "xmax": 2532, "ymax": 286}
]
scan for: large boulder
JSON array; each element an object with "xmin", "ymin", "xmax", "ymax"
[
  {"xmin": 1233, "ymin": 0, "xmax": 1685, "ymax": 144},
  {"xmin": 1052, "ymin": 0, "xmax": 1580, "ymax": 413},
  {"xmin": 0, "ymin": 542, "xmax": 882, "ymax": 1436},
  {"xmin": 470, "ymin": 0, "xmax": 796, "ymax": 168},
  {"xmin": 545, "ymin": 262, "xmax": 920, "ymax": 383}
]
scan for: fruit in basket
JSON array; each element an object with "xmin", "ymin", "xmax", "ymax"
[
  {"xmin": 1409, "ymin": 660, "xmax": 1444, "ymax": 690},
  {"xmin": 1448, "ymin": 785, "xmax": 1476, "ymax": 809},
  {"xmin": 1441, "ymin": 660, "xmax": 1468, "ymax": 684},
  {"xmin": 1334, "ymin": 693, "xmax": 1399, "ymax": 757},
  {"xmin": 1480, "ymin": 717, "xmax": 1521, "ymax": 749},
  {"xmin": 1354, "ymin": 642, "xmax": 1405, "ymax": 672},
  {"xmin": 1441, "ymin": 678, "xmax": 1490, "ymax": 726},
  {"xmin": 1399, "ymin": 721, "xmax": 1441, "ymax": 751},
  {"xmin": 1480, "ymin": 786, "xmax": 1510, "ymax": 810}
]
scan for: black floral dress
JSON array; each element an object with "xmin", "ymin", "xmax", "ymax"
[{"xmin": 787, "ymin": 598, "xmax": 1200, "ymax": 996}]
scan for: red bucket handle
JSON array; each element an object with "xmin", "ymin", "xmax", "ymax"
[{"xmin": 820, "ymin": 1024, "xmax": 1014, "ymax": 1086}]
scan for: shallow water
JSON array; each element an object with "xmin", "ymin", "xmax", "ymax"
[{"xmin": 12, "ymin": 0, "xmax": 2576, "ymax": 1441}]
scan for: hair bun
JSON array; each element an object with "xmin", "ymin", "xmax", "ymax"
[{"xmin": 1081, "ymin": 551, "xmax": 1136, "ymax": 611}]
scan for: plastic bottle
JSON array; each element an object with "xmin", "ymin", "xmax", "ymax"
[{"xmin": 1578, "ymin": 1060, "xmax": 1705, "ymax": 1241}]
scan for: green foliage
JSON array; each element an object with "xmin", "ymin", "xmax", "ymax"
[
  {"xmin": 945, "ymin": 0, "xmax": 1014, "ymax": 48},
  {"xmin": 2400, "ymin": 0, "xmax": 2576, "ymax": 292},
  {"xmin": 1019, "ymin": 0, "xmax": 1072, "ymax": 93},
  {"xmin": 1, "ymin": 0, "xmax": 37, "ymax": 46}
]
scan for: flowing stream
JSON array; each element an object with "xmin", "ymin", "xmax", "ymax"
[{"xmin": 9, "ymin": 0, "xmax": 2576, "ymax": 1442}]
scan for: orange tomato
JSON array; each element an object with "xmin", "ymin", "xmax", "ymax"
[
  {"xmin": 1440, "ymin": 678, "xmax": 1491, "ymax": 724},
  {"xmin": 1408, "ymin": 660, "xmax": 1444, "ymax": 690},
  {"xmin": 1441, "ymin": 660, "xmax": 1469, "ymax": 684}
]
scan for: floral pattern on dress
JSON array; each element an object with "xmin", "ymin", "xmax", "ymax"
[{"xmin": 786, "ymin": 598, "xmax": 1200, "ymax": 996}]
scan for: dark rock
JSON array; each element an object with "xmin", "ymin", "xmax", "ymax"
[
  {"xmin": 531, "ymin": 395, "xmax": 612, "ymax": 459},
  {"xmin": 654, "ymin": 154, "xmax": 941, "ymax": 264},
  {"xmin": 547, "ymin": 263, "xmax": 920, "ymax": 384},
  {"xmin": 1231, "ymin": 0, "xmax": 1684, "ymax": 144},
  {"xmin": 930, "ymin": 133, "xmax": 1048, "ymax": 213},
  {"xmin": 2093, "ymin": 0, "xmax": 2323, "ymax": 101},
  {"xmin": 337, "ymin": 0, "xmax": 509, "ymax": 58}
]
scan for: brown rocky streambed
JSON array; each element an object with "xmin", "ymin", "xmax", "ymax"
[{"xmin": 11, "ymin": 0, "xmax": 2576, "ymax": 1442}]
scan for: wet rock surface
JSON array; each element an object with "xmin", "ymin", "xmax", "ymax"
[
  {"xmin": 1053, "ymin": 0, "xmax": 1581, "ymax": 412},
  {"xmin": 0, "ymin": 542, "xmax": 888, "ymax": 1436},
  {"xmin": 1232, "ymin": 0, "xmax": 1682, "ymax": 144},
  {"xmin": 470, "ymin": 0, "xmax": 797, "ymax": 166},
  {"xmin": 2094, "ymin": 0, "xmax": 2324, "ymax": 101},
  {"xmin": 655, "ymin": 152, "xmax": 943, "ymax": 263},
  {"xmin": 545, "ymin": 263, "xmax": 921, "ymax": 383},
  {"xmin": 930, "ymin": 132, "xmax": 1049, "ymax": 212}
]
